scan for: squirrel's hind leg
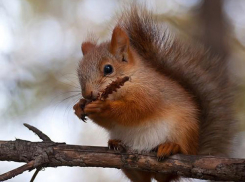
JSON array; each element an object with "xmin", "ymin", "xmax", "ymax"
[
  {"xmin": 154, "ymin": 173, "xmax": 179, "ymax": 182},
  {"xmin": 157, "ymin": 143, "xmax": 180, "ymax": 161},
  {"xmin": 122, "ymin": 169, "xmax": 152, "ymax": 182}
]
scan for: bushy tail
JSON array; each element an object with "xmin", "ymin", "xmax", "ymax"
[{"xmin": 119, "ymin": 6, "xmax": 236, "ymax": 156}]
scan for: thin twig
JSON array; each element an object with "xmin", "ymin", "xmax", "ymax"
[
  {"xmin": 30, "ymin": 167, "xmax": 41, "ymax": 182},
  {"xmin": 0, "ymin": 160, "xmax": 34, "ymax": 181},
  {"xmin": 23, "ymin": 123, "xmax": 52, "ymax": 142},
  {"xmin": 98, "ymin": 76, "xmax": 130, "ymax": 100}
]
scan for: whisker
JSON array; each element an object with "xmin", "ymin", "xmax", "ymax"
[
  {"xmin": 59, "ymin": 93, "xmax": 81, "ymax": 103},
  {"xmin": 63, "ymin": 77, "xmax": 80, "ymax": 88},
  {"xmin": 58, "ymin": 81, "xmax": 81, "ymax": 90},
  {"xmin": 62, "ymin": 90, "xmax": 81, "ymax": 93},
  {"xmin": 62, "ymin": 96, "xmax": 81, "ymax": 123},
  {"xmin": 56, "ymin": 73, "xmax": 80, "ymax": 89}
]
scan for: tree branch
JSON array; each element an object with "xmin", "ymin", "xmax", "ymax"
[
  {"xmin": 0, "ymin": 160, "xmax": 34, "ymax": 181},
  {"xmin": 0, "ymin": 124, "xmax": 244, "ymax": 181},
  {"xmin": 23, "ymin": 123, "xmax": 52, "ymax": 142},
  {"xmin": 30, "ymin": 167, "xmax": 41, "ymax": 182}
]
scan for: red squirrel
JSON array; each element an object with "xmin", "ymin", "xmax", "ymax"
[{"xmin": 73, "ymin": 7, "xmax": 235, "ymax": 182}]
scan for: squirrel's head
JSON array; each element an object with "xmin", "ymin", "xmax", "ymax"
[{"xmin": 78, "ymin": 26, "xmax": 139, "ymax": 101}]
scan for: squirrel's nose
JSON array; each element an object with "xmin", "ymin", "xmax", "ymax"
[{"xmin": 82, "ymin": 90, "xmax": 98, "ymax": 100}]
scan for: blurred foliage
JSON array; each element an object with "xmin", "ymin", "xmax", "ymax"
[
  {"xmin": 0, "ymin": 0, "xmax": 244, "ymax": 125},
  {"xmin": 0, "ymin": 0, "xmax": 245, "ymax": 181}
]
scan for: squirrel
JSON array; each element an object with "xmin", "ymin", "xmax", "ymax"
[{"xmin": 74, "ymin": 6, "xmax": 236, "ymax": 182}]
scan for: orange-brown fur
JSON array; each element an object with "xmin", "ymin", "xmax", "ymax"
[
  {"xmin": 78, "ymin": 30, "xmax": 198, "ymax": 181},
  {"xmin": 75, "ymin": 6, "xmax": 235, "ymax": 182}
]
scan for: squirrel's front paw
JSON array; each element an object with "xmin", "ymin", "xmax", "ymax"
[
  {"xmin": 73, "ymin": 99, "xmax": 88, "ymax": 120},
  {"xmin": 108, "ymin": 139, "xmax": 126, "ymax": 152},
  {"xmin": 84, "ymin": 100, "xmax": 110, "ymax": 115},
  {"xmin": 156, "ymin": 143, "xmax": 180, "ymax": 161}
]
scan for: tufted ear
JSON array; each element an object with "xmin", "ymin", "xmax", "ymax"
[
  {"xmin": 110, "ymin": 26, "xmax": 130, "ymax": 56},
  {"xmin": 81, "ymin": 42, "xmax": 96, "ymax": 55}
]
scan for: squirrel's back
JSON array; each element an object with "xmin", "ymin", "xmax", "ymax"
[{"xmin": 118, "ymin": 7, "xmax": 236, "ymax": 156}]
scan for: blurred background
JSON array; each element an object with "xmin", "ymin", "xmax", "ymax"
[{"xmin": 0, "ymin": 0, "xmax": 244, "ymax": 181}]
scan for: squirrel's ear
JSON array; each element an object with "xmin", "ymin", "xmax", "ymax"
[
  {"xmin": 81, "ymin": 42, "xmax": 96, "ymax": 55},
  {"xmin": 110, "ymin": 27, "xmax": 129, "ymax": 56}
]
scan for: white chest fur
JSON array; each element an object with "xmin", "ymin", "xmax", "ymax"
[{"xmin": 109, "ymin": 119, "xmax": 173, "ymax": 152}]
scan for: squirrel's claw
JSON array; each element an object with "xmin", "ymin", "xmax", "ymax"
[
  {"xmin": 108, "ymin": 139, "xmax": 126, "ymax": 152},
  {"xmin": 73, "ymin": 99, "xmax": 88, "ymax": 121},
  {"xmin": 157, "ymin": 156, "xmax": 165, "ymax": 162}
]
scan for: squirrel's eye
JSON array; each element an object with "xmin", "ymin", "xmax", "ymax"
[{"xmin": 103, "ymin": 64, "xmax": 113, "ymax": 76}]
